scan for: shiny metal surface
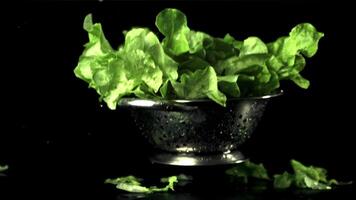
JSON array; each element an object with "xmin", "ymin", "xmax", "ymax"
[
  {"xmin": 119, "ymin": 91, "xmax": 282, "ymax": 165},
  {"xmin": 150, "ymin": 150, "xmax": 246, "ymax": 166}
]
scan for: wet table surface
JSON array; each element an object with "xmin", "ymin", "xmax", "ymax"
[{"xmin": 0, "ymin": 162, "xmax": 354, "ymax": 200}]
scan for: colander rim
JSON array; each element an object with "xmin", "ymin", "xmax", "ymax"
[
  {"xmin": 170, "ymin": 90, "xmax": 283, "ymax": 103},
  {"xmin": 117, "ymin": 90, "xmax": 283, "ymax": 110}
]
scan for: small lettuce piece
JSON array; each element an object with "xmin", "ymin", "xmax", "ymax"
[
  {"xmin": 105, "ymin": 175, "xmax": 178, "ymax": 193},
  {"xmin": 150, "ymin": 176, "xmax": 178, "ymax": 192},
  {"xmin": 172, "ymin": 67, "xmax": 227, "ymax": 106},
  {"xmin": 274, "ymin": 172, "xmax": 294, "ymax": 189},
  {"xmin": 0, "ymin": 164, "xmax": 8, "ymax": 172},
  {"xmin": 226, "ymin": 160, "xmax": 270, "ymax": 183}
]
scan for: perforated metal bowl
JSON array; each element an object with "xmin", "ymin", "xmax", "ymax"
[{"xmin": 118, "ymin": 91, "xmax": 282, "ymax": 165}]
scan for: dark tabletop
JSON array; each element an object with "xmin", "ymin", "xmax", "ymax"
[{"xmin": 1, "ymin": 0, "xmax": 355, "ymax": 199}]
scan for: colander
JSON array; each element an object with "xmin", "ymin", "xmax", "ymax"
[{"xmin": 118, "ymin": 91, "xmax": 282, "ymax": 166}]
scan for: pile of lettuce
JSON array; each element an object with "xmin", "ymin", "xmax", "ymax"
[
  {"xmin": 226, "ymin": 160, "xmax": 347, "ymax": 190},
  {"xmin": 74, "ymin": 8, "xmax": 324, "ymax": 109}
]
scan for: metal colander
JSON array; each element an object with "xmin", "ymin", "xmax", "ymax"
[{"xmin": 119, "ymin": 92, "xmax": 282, "ymax": 157}]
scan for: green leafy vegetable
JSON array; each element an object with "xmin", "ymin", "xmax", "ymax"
[
  {"xmin": 0, "ymin": 164, "xmax": 8, "ymax": 172},
  {"xmin": 172, "ymin": 66, "xmax": 226, "ymax": 106},
  {"xmin": 225, "ymin": 160, "xmax": 270, "ymax": 183},
  {"xmin": 105, "ymin": 175, "xmax": 178, "ymax": 193},
  {"xmin": 285, "ymin": 159, "xmax": 341, "ymax": 190},
  {"xmin": 227, "ymin": 160, "xmax": 350, "ymax": 190},
  {"xmin": 74, "ymin": 8, "xmax": 324, "ymax": 109},
  {"xmin": 273, "ymin": 171, "xmax": 295, "ymax": 189},
  {"xmin": 155, "ymin": 8, "xmax": 190, "ymax": 55}
]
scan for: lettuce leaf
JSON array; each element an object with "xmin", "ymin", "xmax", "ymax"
[
  {"xmin": 105, "ymin": 175, "xmax": 178, "ymax": 193},
  {"xmin": 155, "ymin": 8, "xmax": 190, "ymax": 56},
  {"xmin": 226, "ymin": 160, "xmax": 270, "ymax": 183},
  {"xmin": 172, "ymin": 66, "xmax": 226, "ymax": 106},
  {"xmin": 227, "ymin": 160, "xmax": 350, "ymax": 190},
  {"xmin": 0, "ymin": 164, "xmax": 8, "ymax": 172}
]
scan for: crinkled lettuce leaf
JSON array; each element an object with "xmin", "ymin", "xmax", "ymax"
[
  {"xmin": 217, "ymin": 75, "xmax": 240, "ymax": 97},
  {"xmin": 227, "ymin": 160, "xmax": 350, "ymax": 190},
  {"xmin": 74, "ymin": 15, "xmax": 178, "ymax": 109},
  {"xmin": 226, "ymin": 160, "xmax": 270, "ymax": 183},
  {"xmin": 273, "ymin": 160, "xmax": 346, "ymax": 190},
  {"xmin": 172, "ymin": 66, "xmax": 226, "ymax": 106},
  {"xmin": 105, "ymin": 175, "xmax": 178, "ymax": 193},
  {"xmin": 155, "ymin": 8, "xmax": 190, "ymax": 56}
]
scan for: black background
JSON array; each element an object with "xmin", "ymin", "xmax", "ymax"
[{"xmin": 1, "ymin": 0, "xmax": 355, "ymax": 199}]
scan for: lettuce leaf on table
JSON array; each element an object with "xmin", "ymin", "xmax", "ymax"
[
  {"xmin": 105, "ymin": 175, "xmax": 178, "ymax": 193},
  {"xmin": 0, "ymin": 164, "xmax": 8, "ymax": 172},
  {"xmin": 273, "ymin": 159, "xmax": 342, "ymax": 190},
  {"xmin": 226, "ymin": 159, "xmax": 349, "ymax": 190}
]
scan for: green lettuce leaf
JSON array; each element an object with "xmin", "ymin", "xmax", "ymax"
[
  {"xmin": 273, "ymin": 172, "xmax": 294, "ymax": 189},
  {"xmin": 240, "ymin": 36, "xmax": 268, "ymax": 56},
  {"xmin": 172, "ymin": 66, "xmax": 227, "ymax": 106},
  {"xmin": 223, "ymin": 33, "xmax": 243, "ymax": 50},
  {"xmin": 155, "ymin": 8, "xmax": 190, "ymax": 55},
  {"xmin": 225, "ymin": 160, "xmax": 270, "ymax": 183},
  {"xmin": 267, "ymin": 23, "xmax": 324, "ymax": 89},
  {"xmin": 227, "ymin": 160, "xmax": 349, "ymax": 190},
  {"xmin": 291, "ymin": 159, "xmax": 335, "ymax": 190},
  {"xmin": 217, "ymin": 75, "xmax": 240, "ymax": 97},
  {"xmin": 0, "ymin": 164, "xmax": 8, "ymax": 172},
  {"xmin": 273, "ymin": 159, "xmax": 347, "ymax": 190},
  {"xmin": 105, "ymin": 175, "xmax": 178, "ymax": 193},
  {"xmin": 74, "ymin": 14, "xmax": 180, "ymax": 109}
]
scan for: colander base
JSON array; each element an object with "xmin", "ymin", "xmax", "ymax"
[{"xmin": 149, "ymin": 150, "xmax": 246, "ymax": 166}]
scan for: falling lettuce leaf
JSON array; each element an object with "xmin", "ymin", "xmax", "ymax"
[{"xmin": 74, "ymin": 8, "xmax": 324, "ymax": 109}]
